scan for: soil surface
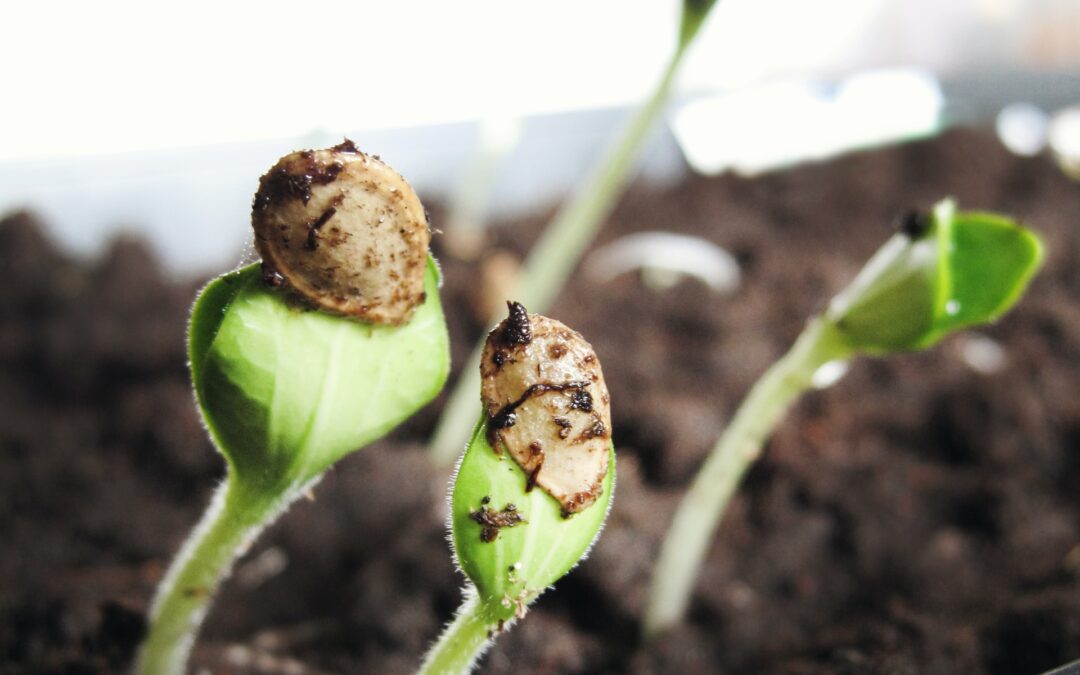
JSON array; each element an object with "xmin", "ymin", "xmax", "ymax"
[{"xmin": 2, "ymin": 129, "xmax": 1079, "ymax": 674}]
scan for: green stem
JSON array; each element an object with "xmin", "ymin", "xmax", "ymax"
[
  {"xmin": 643, "ymin": 318, "xmax": 852, "ymax": 639},
  {"xmin": 517, "ymin": 43, "xmax": 689, "ymax": 314},
  {"xmin": 135, "ymin": 477, "xmax": 281, "ymax": 675},
  {"xmin": 418, "ymin": 590, "xmax": 507, "ymax": 675},
  {"xmin": 430, "ymin": 43, "xmax": 692, "ymax": 467}
]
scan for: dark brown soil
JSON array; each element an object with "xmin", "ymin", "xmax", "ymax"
[{"xmin": 2, "ymin": 129, "xmax": 1079, "ymax": 674}]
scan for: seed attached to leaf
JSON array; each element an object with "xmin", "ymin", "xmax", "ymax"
[
  {"xmin": 252, "ymin": 139, "xmax": 431, "ymax": 325},
  {"xmin": 138, "ymin": 142, "xmax": 451, "ymax": 675},
  {"xmin": 422, "ymin": 312, "xmax": 614, "ymax": 675},
  {"xmin": 480, "ymin": 302, "xmax": 612, "ymax": 515}
]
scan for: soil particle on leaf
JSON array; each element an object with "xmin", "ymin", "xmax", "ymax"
[
  {"xmin": 470, "ymin": 502, "xmax": 527, "ymax": 543},
  {"xmin": 260, "ymin": 261, "xmax": 286, "ymax": 288}
]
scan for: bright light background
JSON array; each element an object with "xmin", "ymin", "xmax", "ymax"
[
  {"xmin": 5, "ymin": 0, "xmax": 1070, "ymax": 161},
  {"xmin": 1, "ymin": 0, "xmax": 1076, "ymax": 273}
]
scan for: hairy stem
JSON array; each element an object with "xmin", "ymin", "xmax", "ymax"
[
  {"xmin": 644, "ymin": 319, "xmax": 852, "ymax": 638},
  {"xmin": 135, "ymin": 477, "xmax": 280, "ymax": 675},
  {"xmin": 418, "ymin": 590, "xmax": 508, "ymax": 675},
  {"xmin": 429, "ymin": 43, "xmax": 692, "ymax": 466}
]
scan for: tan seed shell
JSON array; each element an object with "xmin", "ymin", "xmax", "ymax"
[
  {"xmin": 251, "ymin": 141, "xmax": 430, "ymax": 325},
  {"xmin": 480, "ymin": 303, "xmax": 612, "ymax": 516}
]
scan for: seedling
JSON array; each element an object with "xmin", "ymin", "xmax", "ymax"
[
  {"xmin": 136, "ymin": 142, "xmax": 450, "ymax": 674},
  {"xmin": 429, "ymin": 0, "xmax": 722, "ymax": 465},
  {"xmin": 644, "ymin": 199, "xmax": 1043, "ymax": 637},
  {"xmin": 419, "ymin": 304, "xmax": 615, "ymax": 674}
]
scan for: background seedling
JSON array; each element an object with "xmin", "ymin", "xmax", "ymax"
[
  {"xmin": 429, "ymin": 0, "xmax": 721, "ymax": 465},
  {"xmin": 420, "ymin": 306, "xmax": 614, "ymax": 674},
  {"xmin": 136, "ymin": 146, "xmax": 450, "ymax": 675},
  {"xmin": 644, "ymin": 199, "xmax": 1044, "ymax": 638}
]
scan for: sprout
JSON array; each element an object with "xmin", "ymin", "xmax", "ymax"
[
  {"xmin": 644, "ymin": 199, "xmax": 1043, "ymax": 638},
  {"xmin": 135, "ymin": 142, "xmax": 450, "ymax": 675},
  {"xmin": 825, "ymin": 200, "xmax": 1043, "ymax": 353},
  {"xmin": 419, "ymin": 305, "xmax": 614, "ymax": 674}
]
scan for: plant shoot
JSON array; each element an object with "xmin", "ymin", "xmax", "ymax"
[
  {"xmin": 419, "ymin": 304, "xmax": 615, "ymax": 674},
  {"xmin": 644, "ymin": 199, "xmax": 1044, "ymax": 638},
  {"xmin": 135, "ymin": 143, "xmax": 450, "ymax": 675}
]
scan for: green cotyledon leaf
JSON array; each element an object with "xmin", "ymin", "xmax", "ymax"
[
  {"xmin": 931, "ymin": 206, "xmax": 1045, "ymax": 336},
  {"xmin": 825, "ymin": 199, "xmax": 1044, "ymax": 356},
  {"xmin": 189, "ymin": 256, "xmax": 449, "ymax": 494},
  {"xmin": 451, "ymin": 419, "xmax": 614, "ymax": 619}
]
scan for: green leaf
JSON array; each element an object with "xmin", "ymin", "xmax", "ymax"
[
  {"xmin": 189, "ymin": 257, "xmax": 450, "ymax": 493},
  {"xmin": 452, "ymin": 420, "xmax": 614, "ymax": 615},
  {"xmin": 931, "ymin": 207, "xmax": 1045, "ymax": 335},
  {"xmin": 825, "ymin": 200, "xmax": 1044, "ymax": 355}
]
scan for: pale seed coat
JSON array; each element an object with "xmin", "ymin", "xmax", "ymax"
[
  {"xmin": 481, "ymin": 303, "xmax": 612, "ymax": 515},
  {"xmin": 252, "ymin": 140, "xmax": 430, "ymax": 325}
]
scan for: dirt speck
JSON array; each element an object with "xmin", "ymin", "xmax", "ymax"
[
  {"xmin": 898, "ymin": 209, "xmax": 931, "ymax": 238},
  {"xmin": 304, "ymin": 206, "xmax": 338, "ymax": 251},
  {"xmin": 499, "ymin": 301, "xmax": 532, "ymax": 346},
  {"xmin": 470, "ymin": 502, "xmax": 527, "ymax": 543},
  {"xmin": 261, "ymin": 262, "xmax": 285, "ymax": 288}
]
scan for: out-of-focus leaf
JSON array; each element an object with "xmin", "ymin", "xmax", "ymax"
[{"xmin": 826, "ymin": 200, "xmax": 1043, "ymax": 356}]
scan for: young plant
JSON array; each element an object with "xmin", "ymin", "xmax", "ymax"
[
  {"xmin": 429, "ymin": 0, "xmax": 721, "ymax": 465},
  {"xmin": 420, "ymin": 303, "xmax": 615, "ymax": 674},
  {"xmin": 644, "ymin": 199, "xmax": 1044, "ymax": 638},
  {"xmin": 136, "ymin": 142, "xmax": 450, "ymax": 674}
]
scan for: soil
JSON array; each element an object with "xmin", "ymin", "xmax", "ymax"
[{"xmin": 2, "ymin": 128, "xmax": 1079, "ymax": 674}]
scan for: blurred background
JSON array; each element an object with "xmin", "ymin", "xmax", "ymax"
[{"xmin": 2, "ymin": 0, "xmax": 1078, "ymax": 276}]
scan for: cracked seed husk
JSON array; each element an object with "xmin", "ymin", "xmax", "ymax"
[
  {"xmin": 480, "ymin": 302, "xmax": 612, "ymax": 515},
  {"xmin": 251, "ymin": 140, "xmax": 430, "ymax": 325}
]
